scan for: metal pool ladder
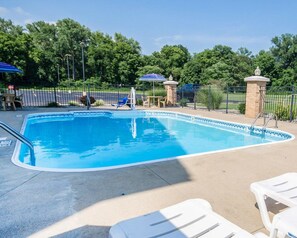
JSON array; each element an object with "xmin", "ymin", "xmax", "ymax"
[
  {"xmin": 0, "ymin": 121, "xmax": 35, "ymax": 158},
  {"xmin": 251, "ymin": 112, "xmax": 278, "ymax": 129}
]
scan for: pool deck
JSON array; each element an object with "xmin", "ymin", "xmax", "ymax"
[{"xmin": 1, "ymin": 106, "xmax": 297, "ymax": 237}]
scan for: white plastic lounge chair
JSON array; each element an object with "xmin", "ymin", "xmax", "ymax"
[
  {"xmin": 250, "ymin": 172, "xmax": 297, "ymax": 231},
  {"xmin": 109, "ymin": 199, "xmax": 268, "ymax": 238},
  {"xmin": 270, "ymin": 206, "xmax": 297, "ymax": 238}
]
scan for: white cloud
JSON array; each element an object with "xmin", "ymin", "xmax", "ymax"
[
  {"xmin": 0, "ymin": 6, "xmax": 33, "ymax": 26},
  {"xmin": 13, "ymin": 6, "xmax": 30, "ymax": 16},
  {"xmin": 0, "ymin": 6, "xmax": 9, "ymax": 15},
  {"xmin": 154, "ymin": 34, "xmax": 269, "ymax": 46}
]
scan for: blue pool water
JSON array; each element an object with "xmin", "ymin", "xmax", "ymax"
[{"xmin": 14, "ymin": 111, "xmax": 292, "ymax": 171}]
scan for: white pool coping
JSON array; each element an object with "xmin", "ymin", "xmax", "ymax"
[{"xmin": 11, "ymin": 110, "xmax": 295, "ymax": 172}]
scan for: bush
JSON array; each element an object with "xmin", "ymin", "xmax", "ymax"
[
  {"xmin": 93, "ymin": 99, "xmax": 105, "ymax": 106},
  {"xmin": 197, "ymin": 86, "xmax": 223, "ymax": 110},
  {"xmin": 274, "ymin": 104, "xmax": 296, "ymax": 121},
  {"xmin": 80, "ymin": 95, "xmax": 96, "ymax": 106},
  {"xmin": 147, "ymin": 89, "xmax": 166, "ymax": 97},
  {"xmin": 136, "ymin": 98, "xmax": 143, "ymax": 106},
  {"xmin": 101, "ymin": 82, "xmax": 110, "ymax": 90},
  {"xmin": 178, "ymin": 98, "xmax": 189, "ymax": 107},
  {"xmin": 68, "ymin": 100, "xmax": 80, "ymax": 106},
  {"xmin": 47, "ymin": 102, "xmax": 59, "ymax": 107},
  {"xmin": 58, "ymin": 79, "xmax": 76, "ymax": 88},
  {"xmin": 238, "ymin": 103, "xmax": 246, "ymax": 114}
]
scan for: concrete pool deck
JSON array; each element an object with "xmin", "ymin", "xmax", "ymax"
[{"xmin": 1, "ymin": 106, "xmax": 297, "ymax": 237}]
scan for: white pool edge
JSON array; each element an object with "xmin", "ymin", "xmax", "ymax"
[{"xmin": 11, "ymin": 110, "xmax": 295, "ymax": 172}]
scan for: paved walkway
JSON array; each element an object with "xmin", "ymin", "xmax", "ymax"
[{"xmin": 0, "ymin": 106, "xmax": 297, "ymax": 237}]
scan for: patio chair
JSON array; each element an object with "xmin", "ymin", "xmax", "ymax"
[
  {"xmin": 14, "ymin": 94, "xmax": 23, "ymax": 108},
  {"xmin": 2, "ymin": 93, "xmax": 16, "ymax": 111},
  {"xmin": 160, "ymin": 96, "xmax": 167, "ymax": 107},
  {"xmin": 112, "ymin": 97, "xmax": 129, "ymax": 109},
  {"xmin": 141, "ymin": 96, "xmax": 149, "ymax": 107},
  {"xmin": 250, "ymin": 172, "xmax": 297, "ymax": 231},
  {"xmin": 109, "ymin": 199, "xmax": 268, "ymax": 238}
]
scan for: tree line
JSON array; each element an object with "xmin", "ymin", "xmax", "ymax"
[{"xmin": 0, "ymin": 17, "xmax": 296, "ymax": 88}]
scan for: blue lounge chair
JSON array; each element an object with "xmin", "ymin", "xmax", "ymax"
[{"xmin": 112, "ymin": 97, "xmax": 128, "ymax": 109}]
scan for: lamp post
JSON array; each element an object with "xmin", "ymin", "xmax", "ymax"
[
  {"xmin": 57, "ymin": 64, "xmax": 60, "ymax": 82},
  {"xmin": 80, "ymin": 42, "xmax": 85, "ymax": 82},
  {"xmin": 65, "ymin": 54, "xmax": 71, "ymax": 81},
  {"xmin": 80, "ymin": 41, "xmax": 90, "ymax": 109},
  {"xmin": 72, "ymin": 53, "xmax": 75, "ymax": 80},
  {"xmin": 65, "ymin": 54, "xmax": 72, "ymax": 93},
  {"xmin": 55, "ymin": 64, "xmax": 59, "ymax": 104}
]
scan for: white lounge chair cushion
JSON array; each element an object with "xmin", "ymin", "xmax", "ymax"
[
  {"xmin": 250, "ymin": 172, "xmax": 297, "ymax": 207},
  {"xmin": 109, "ymin": 199, "xmax": 257, "ymax": 238}
]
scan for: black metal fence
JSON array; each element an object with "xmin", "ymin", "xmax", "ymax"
[
  {"xmin": 177, "ymin": 85, "xmax": 247, "ymax": 114},
  {"xmin": 264, "ymin": 86, "xmax": 297, "ymax": 122},
  {"xmin": 2, "ymin": 83, "xmax": 297, "ymax": 121},
  {"xmin": 1, "ymin": 85, "xmax": 146, "ymax": 107},
  {"xmin": 177, "ymin": 84, "xmax": 297, "ymax": 121}
]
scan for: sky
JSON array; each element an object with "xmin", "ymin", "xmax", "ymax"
[{"xmin": 0, "ymin": 0, "xmax": 296, "ymax": 55}]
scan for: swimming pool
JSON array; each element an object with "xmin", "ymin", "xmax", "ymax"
[{"xmin": 12, "ymin": 110, "xmax": 293, "ymax": 172}]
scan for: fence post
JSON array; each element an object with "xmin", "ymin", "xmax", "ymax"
[
  {"xmin": 193, "ymin": 90, "xmax": 197, "ymax": 110},
  {"xmin": 54, "ymin": 87, "xmax": 57, "ymax": 104},
  {"xmin": 208, "ymin": 85, "xmax": 211, "ymax": 111},
  {"xmin": 290, "ymin": 86, "xmax": 295, "ymax": 122},
  {"xmin": 226, "ymin": 86, "xmax": 229, "ymax": 114}
]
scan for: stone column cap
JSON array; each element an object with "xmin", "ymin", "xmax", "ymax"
[
  {"xmin": 244, "ymin": 76, "xmax": 270, "ymax": 82},
  {"xmin": 163, "ymin": 80, "xmax": 179, "ymax": 85}
]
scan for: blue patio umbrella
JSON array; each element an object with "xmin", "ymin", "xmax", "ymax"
[
  {"xmin": 0, "ymin": 62, "xmax": 23, "ymax": 73},
  {"xmin": 139, "ymin": 73, "xmax": 166, "ymax": 96}
]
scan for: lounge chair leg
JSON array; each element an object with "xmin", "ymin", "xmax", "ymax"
[{"xmin": 254, "ymin": 192, "xmax": 272, "ymax": 231}]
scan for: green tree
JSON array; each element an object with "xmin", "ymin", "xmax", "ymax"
[
  {"xmin": 180, "ymin": 60, "xmax": 201, "ymax": 84},
  {"xmin": 182, "ymin": 45, "xmax": 238, "ymax": 86},
  {"xmin": 270, "ymin": 34, "xmax": 297, "ymax": 86},
  {"xmin": 253, "ymin": 50, "xmax": 278, "ymax": 85},
  {"xmin": 233, "ymin": 47, "xmax": 254, "ymax": 85},
  {"xmin": 113, "ymin": 33, "xmax": 142, "ymax": 85},
  {"xmin": 0, "ymin": 18, "xmax": 33, "ymax": 85},
  {"xmin": 200, "ymin": 62, "xmax": 233, "ymax": 87},
  {"xmin": 87, "ymin": 31, "xmax": 115, "ymax": 85},
  {"xmin": 158, "ymin": 45, "xmax": 191, "ymax": 80},
  {"xmin": 26, "ymin": 21, "xmax": 59, "ymax": 85},
  {"xmin": 55, "ymin": 18, "xmax": 91, "ymax": 81}
]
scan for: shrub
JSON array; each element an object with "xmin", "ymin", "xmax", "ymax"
[
  {"xmin": 136, "ymin": 98, "xmax": 143, "ymax": 106},
  {"xmin": 93, "ymin": 99, "xmax": 105, "ymax": 106},
  {"xmin": 47, "ymin": 102, "xmax": 59, "ymax": 107},
  {"xmin": 68, "ymin": 100, "xmax": 80, "ymax": 106},
  {"xmin": 178, "ymin": 98, "xmax": 189, "ymax": 108},
  {"xmin": 197, "ymin": 86, "xmax": 223, "ymax": 110},
  {"xmin": 238, "ymin": 103, "xmax": 246, "ymax": 114},
  {"xmin": 101, "ymin": 82, "xmax": 110, "ymax": 90},
  {"xmin": 274, "ymin": 104, "xmax": 296, "ymax": 121},
  {"xmin": 58, "ymin": 79, "xmax": 76, "ymax": 88},
  {"xmin": 147, "ymin": 89, "xmax": 166, "ymax": 97},
  {"xmin": 80, "ymin": 95, "xmax": 96, "ymax": 106}
]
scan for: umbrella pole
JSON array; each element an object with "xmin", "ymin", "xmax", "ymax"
[{"xmin": 153, "ymin": 81, "xmax": 155, "ymax": 106}]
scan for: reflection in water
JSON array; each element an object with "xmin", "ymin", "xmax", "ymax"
[{"xmin": 131, "ymin": 118, "xmax": 137, "ymax": 139}]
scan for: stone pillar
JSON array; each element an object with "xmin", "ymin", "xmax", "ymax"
[
  {"xmin": 163, "ymin": 75, "xmax": 179, "ymax": 106},
  {"xmin": 244, "ymin": 67, "xmax": 270, "ymax": 118}
]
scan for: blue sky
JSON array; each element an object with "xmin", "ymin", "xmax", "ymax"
[{"xmin": 1, "ymin": 0, "xmax": 296, "ymax": 55}]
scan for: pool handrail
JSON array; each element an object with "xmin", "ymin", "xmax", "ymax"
[{"xmin": 0, "ymin": 120, "xmax": 35, "ymax": 158}]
